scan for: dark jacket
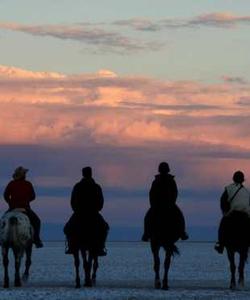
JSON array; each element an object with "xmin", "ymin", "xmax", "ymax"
[
  {"xmin": 4, "ymin": 179, "xmax": 35, "ymax": 209},
  {"xmin": 149, "ymin": 173, "xmax": 178, "ymax": 210},
  {"xmin": 71, "ymin": 177, "xmax": 104, "ymax": 215}
]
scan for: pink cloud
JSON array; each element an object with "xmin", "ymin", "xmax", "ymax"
[
  {"xmin": 0, "ymin": 65, "xmax": 250, "ymax": 152},
  {"xmin": 113, "ymin": 12, "xmax": 250, "ymax": 31},
  {"xmin": 191, "ymin": 12, "xmax": 250, "ymax": 27},
  {"xmin": 1, "ymin": 65, "xmax": 250, "ymax": 229}
]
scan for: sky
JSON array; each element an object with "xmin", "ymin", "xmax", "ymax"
[{"xmin": 0, "ymin": 0, "xmax": 250, "ymax": 240}]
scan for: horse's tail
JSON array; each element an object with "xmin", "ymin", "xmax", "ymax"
[
  {"xmin": 9, "ymin": 216, "xmax": 18, "ymax": 226},
  {"xmin": 7, "ymin": 216, "xmax": 19, "ymax": 244},
  {"xmin": 167, "ymin": 244, "xmax": 180, "ymax": 257}
]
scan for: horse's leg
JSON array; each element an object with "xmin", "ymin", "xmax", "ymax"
[
  {"xmin": 13, "ymin": 248, "xmax": 22, "ymax": 287},
  {"xmin": 162, "ymin": 250, "xmax": 171, "ymax": 290},
  {"xmin": 2, "ymin": 247, "xmax": 9, "ymax": 288},
  {"xmin": 73, "ymin": 251, "xmax": 81, "ymax": 288},
  {"xmin": 151, "ymin": 242, "xmax": 161, "ymax": 289},
  {"xmin": 92, "ymin": 256, "xmax": 98, "ymax": 286},
  {"xmin": 227, "ymin": 248, "xmax": 236, "ymax": 290},
  {"xmin": 238, "ymin": 249, "xmax": 247, "ymax": 289},
  {"xmin": 23, "ymin": 244, "xmax": 32, "ymax": 282},
  {"xmin": 83, "ymin": 251, "xmax": 92, "ymax": 287}
]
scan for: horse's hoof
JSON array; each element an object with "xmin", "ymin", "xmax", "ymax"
[
  {"xmin": 92, "ymin": 278, "xmax": 96, "ymax": 286},
  {"xmin": 14, "ymin": 281, "xmax": 21, "ymax": 287},
  {"xmin": 75, "ymin": 279, "xmax": 81, "ymax": 288},
  {"xmin": 3, "ymin": 283, "xmax": 9, "ymax": 288},
  {"xmin": 238, "ymin": 280, "xmax": 244, "ymax": 290},
  {"xmin": 162, "ymin": 280, "xmax": 169, "ymax": 290},
  {"xmin": 84, "ymin": 280, "xmax": 92, "ymax": 287},
  {"xmin": 230, "ymin": 283, "xmax": 236, "ymax": 290},
  {"xmin": 154, "ymin": 280, "xmax": 161, "ymax": 289}
]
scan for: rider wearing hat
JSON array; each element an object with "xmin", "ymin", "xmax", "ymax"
[{"xmin": 3, "ymin": 166, "xmax": 43, "ymax": 248}]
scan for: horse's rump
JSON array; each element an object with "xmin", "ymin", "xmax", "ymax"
[
  {"xmin": 148, "ymin": 205, "xmax": 183, "ymax": 246},
  {"xmin": 0, "ymin": 211, "xmax": 33, "ymax": 247},
  {"xmin": 64, "ymin": 213, "xmax": 109, "ymax": 253},
  {"xmin": 221, "ymin": 210, "xmax": 250, "ymax": 250}
]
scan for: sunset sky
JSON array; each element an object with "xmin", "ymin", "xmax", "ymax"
[{"xmin": 0, "ymin": 0, "xmax": 250, "ymax": 240}]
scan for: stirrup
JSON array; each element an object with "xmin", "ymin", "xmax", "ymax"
[
  {"xmin": 180, "ymin": 232, "xmax": 189, "ymax": 241},
  {"xmin": 98, "ymin": 247, "xmax": 107, "ymax": 256},
  {"xmin": 141, "ymin": 233, "xmax": 149, "ymax": 242},
  {"xmin": 214, "ymin": 242, "xmax": 224, "ymax": 254},
  {"xmin": 65, "ymin": 240, "xmax": 72, "ymax": 254},
  {"xmin": 34, "ymin": 240, "xmax": 43, "ymax": 248}
]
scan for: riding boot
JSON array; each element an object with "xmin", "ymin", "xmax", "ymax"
[
  {"xmin": 34, "ymin": 239, "xmax": 43, "ymax": 248},
  {"xmin": 97, "ymin": 239, "xmax": 108, "ymax": 256},
  {"xmin": 215, "ymin": 216, "xmax": 226, "ymax": 254},
  {"xmin": 97, "ymin": 220, "xmax": 109, "ymax": 256},
  {"xmin": 33, "ymin": 233, "xmax": 43, "ymax": 248},
  {"xmin": 25, "ymin": 209, "xmax": 43, "ymax": 248},
  {"xmin": 142, "ymin": 209, "xmax": 151, "ymax": 242},
  {"xmin": 180, "ymin": 231, "xmax": 189, "ymax": 241},
  {"xmin": 141, "ymin": 233, "xmax": 150, "ymax": 242},
  {"xmin": 33, "ymin": 226, "xmax": 43, "ymax": 248},
  {"xmin": 97, "ymin": 247, "xmax": 107, "ymax": 256},
  {"xmin": 214, "ymin": 242, "xmax": 224, "ymax": 254},
  {"xmin": 65, "ymin": 238, "xmax": 74, "ymax": 254}
]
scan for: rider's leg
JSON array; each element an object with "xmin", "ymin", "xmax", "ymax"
[
  {"xmin": 215, "ymin": 217, "xmax": 225, "ymax": 254},
  {"xmin": 142, "ymin": 209, "xmax": 151, "ymax": 241},
  {"xmin": 97, "ymin": 215, "xmax": 109, "ymax": 256},
  {"xmin": 175, "ymin": 206, "xmax": 188, "ymax": 240},
  {"xmin": 26, "ymin": 209, "xmax": 43, "ymax": 248}
]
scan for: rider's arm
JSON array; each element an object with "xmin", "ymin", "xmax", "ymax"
[
  {"xmin": 220, "ymin": 189, "xmax": 229, "ymax": 214},
  {"xmin": 70, "ymin": 185, "xmax": 78, "ymax": 212},
  {"xmin": 3, "ymin": 183, "xmax": 11, "ymax": 203},
  {"xmin": 96, "ymin": 185, "xmax": 104, "ymax": 211},
  {"xmin": 171, "ymin": 178, "xmax": 178, "ymax": 204},
  {"xmin": 149, "ymin": 181, "xmax": 157, "ymax": 208},
  {"xmin": 29, "ymin": 182, "xmax": 36, "ymax": 202}
]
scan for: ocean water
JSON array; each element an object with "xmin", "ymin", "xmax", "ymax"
[{"xmin": 0, "ymin": 241, "xmax": 250, "ymax": 299}]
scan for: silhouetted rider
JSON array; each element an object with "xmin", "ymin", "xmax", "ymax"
[
  {"xmin": 64, "ymin": 167, "xmax": 109, "ymax": 255},
  {"xmin": 215, "ymin": 170, "xmax": 250, "ymax": 254},
  {"xmin": 3, "ymin": 166, "xmax": 43, "ymax": 248},
  {"xmin": 142, "ymin": 162, "xmax": 188, "ymax": 241}
]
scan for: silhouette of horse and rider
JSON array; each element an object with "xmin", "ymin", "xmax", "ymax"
[
  {"xmin": 0, "ymin": 163, "xmax": 250, "ymax": 290},
  {"xmin": 214, "ymin": 170, "xmax": 250, "ymax": 289},
  {"xmin": 0, "ymin": 167, "xmax": 42, "ymax": 288},
  {"xmin": 141, "ymin": 162, "xmax": 188, "ymax": 290},
  {"xmin": 63, "ymin": 166, "xmax": 109, "ymax": 287}
]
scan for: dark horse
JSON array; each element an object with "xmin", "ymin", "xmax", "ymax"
[
  {"xmin": 220, "ymin": 210, "xmax": 250, "ymax": 290},
  {"xmin": 148, "ymin": 206, "xmax": 182, "ymax": 290},
  {"xmin": 65, "ymin": 217, "xmax": 103, "ymax": 288}
]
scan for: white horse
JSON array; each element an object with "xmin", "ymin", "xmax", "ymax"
[{"xmin": 0, "ymin": 209, "xmax": 33, "ymax": 288}]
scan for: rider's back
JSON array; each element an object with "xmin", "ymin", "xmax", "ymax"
[
  {"xmin": 4, "ymin": 179, "xmax": 35, "ymax": 210},
  {"xmin": 149, "ymin": 174, "xmax": 178, "ymax": 211},
  {"xmin": 71, "ymin": 178, "xmax": 103, "ymax": 216}
]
